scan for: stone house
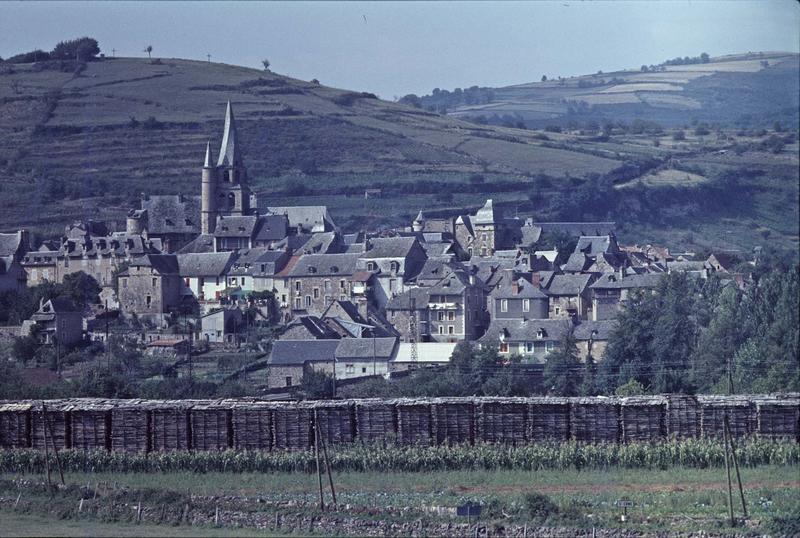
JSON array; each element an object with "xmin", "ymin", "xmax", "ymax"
[
  {"xmin": 573, "ymin": 319, "xmax": 616, "ymax": 360},
  {"xmin": 224, "ymin": 248, "xmax": 289, "ymax": 294},
  {"xmin": 212, "ymin": 214, "xmax": 288, "ymax": 252},
  {"xmin": 356, "ymin": 236, "xmax": 427, "ymax": 308},
  {"xmin": 589, "ymin": 272, "xmax": 664, "ymax": 321},
  {"xmin": 199, "ymin": 308, "xmax": 246, "ymax": 345},
  {"xmin": 117, "ymin": 254, "xmax": 182, "ymax": 321},
  {"xmin": 177, "ymin": 252, "xmax": 237, "ymax": 305},
  {"xmin": 543, "ymin": 273, "xmax": 595, "ymax": 320},
  {"xmin": 490, "ymin": 271, "xmax": 549, "ymax": 320},
  {"xmin": 267, "ymin": 339, "xmax": 338, "ymax": 389},
  {"xmin": 334, "ymin": 337, "xmax": 398, "ymax": 380},
  {"xmin": 25, "ymin": 297, "xmax": 83, "ymax": 348},
  {"xmin": 383, "ymin": 287, "xmax": 431, "ymax": 343},
  {"xmin": 479, "ymin": 318, "xmax": 572, "ymax": 363},
  {"xmin": 286, "ymin": 252, "xmax": 362, "ymax": 316},
  {"xmin": 135, "ymin": 194, "xmax": 201, "ymax": 253},
  {"xmin": 455, "ymin": 199, "xmax": 498, "ymax": 259}
]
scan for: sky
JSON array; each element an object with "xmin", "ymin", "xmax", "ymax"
[{"xmin": 2, "ymin": 1, "xmax": 799, "ymax": 99}]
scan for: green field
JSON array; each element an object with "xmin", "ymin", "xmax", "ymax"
[{"xmin": 1, "ymin": 465, "xmax": 797, "ymax": 536}]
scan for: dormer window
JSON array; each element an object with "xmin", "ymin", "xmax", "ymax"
[
  {"xmin": 367, "ymin": 262, "xmax": 376, "ymax": 271},
  {"xmin": 330, "ymin": 266, "xmax": 339, "ymax": 273},
  {"xmin": 308, "ymin": 266, "xmax": 317, "ymax": 274},
  {"xmin": 536, "ymin": 329, "xmax": 547, "ymax": 339},
  {"xmin": 390, "ymin": 261, "xmax": 400, "ymax": 274},
  {"xmin": 165, "ymin": 219, "xmax": 174, "ymax": 226},
  {"xmin": 185, "ymin": 219, "xmax": 192, "ymax": 226},
  {"xmin": 238, "ymin": 226, "xmax": 245, "ymax": 232}
]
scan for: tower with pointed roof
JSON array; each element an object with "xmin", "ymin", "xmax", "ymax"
[{"xmin": 200, "ymin": 101, "xmax": 252, "ymax": 234}]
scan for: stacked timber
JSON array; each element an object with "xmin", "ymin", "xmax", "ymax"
[
  {"xmin": 190, "ymin": 400, "xmax": 232, "ymax": 451},
  {"xmin": 313, "ymin": 401, "xmax": 355, "ymax": 445},
  {"xmin": 272, "ymin": 403, "xmax": 313, "ymax": 450},
  {"xmin": 697, "ymin": 395, "xmax": 752, "ymax": 438},
  {"xmin": 68, "ymin": 399, "xmax": 113, "ymax": 451},
  {"xmin": 432, "ymin": 398, "xmax": 475, "ymax": 445},
  {"xmin": 570, "ymin": 397, "xmax": 620, "ymax": 443},
  {"xmin": 111, "ymin": 400, "xmax": 150, "ymax": 453},
  {"xmin": 355, "ymin": 399, "xmax": 396, "ymax": 445},
  {"xmin": 231, "ymin": 401, "xmax": 273, "ymax": 451},
  {"xmin": 31, "ymin": 400, "xmax": 71, "ymax": 450},
  {"xmin": 396, "ymin": 399, "xmax": 433, "ymax": 446},
  {"xmin": 528, "ymin": 397, "xmax": 570, "ymax": 442},
  {"xmin": 620, "ymin": 396, "xmax": 666, "ymax": 442},
  {"xmin": 150, "ymin": 400, "xmax": 193, "ymax": 451},
  {"xmin": 0, "ymin": 401, "xmax": 32, "ymax": 449},
  {"xmin": 753, "ymin": 395, "xmax": 800, "ymax": 440},
  {"xmin": 665, "ymin": 394, "xmax": 699, "ymax": 439},
  {"xmin": 477, "ymin": 398, "xmax": 527, "ymax": 444}
]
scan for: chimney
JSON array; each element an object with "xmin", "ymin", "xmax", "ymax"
[
  {"xmin": 357, "ymin": 296, "xmax": 369, "ymax": 320},
  {"xmin": 531, "ymin": 272, "xmax": 541, "ymax": 288},
  {"xmin": 511, "ymin": 278, "xmax": 519, "ymax": 296}
]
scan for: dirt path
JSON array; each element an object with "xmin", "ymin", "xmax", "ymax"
[{"xmin": 447, "ymin": 479, "xmax": 800, "ymax": 495}]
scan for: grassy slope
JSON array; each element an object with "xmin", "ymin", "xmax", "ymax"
[{"xmin": 0, "ymin": 55, "xmax": 797, "ymax": 255}]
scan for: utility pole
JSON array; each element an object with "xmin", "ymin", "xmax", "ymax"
[
  {"xmin": 372, "ymin": 333, "xmax": 376, "ymax": 376},
  {"xmin": 207, "ymin": 53, "xmax": 211, "ymax": 63},
  {"xmin": 105, "ymin": 300, "xmax": 110, "ymax": 370}
]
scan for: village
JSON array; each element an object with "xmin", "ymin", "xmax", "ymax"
[{"xmin": 0, "ymin": 102, "xmax": 754, "ymax": 393}]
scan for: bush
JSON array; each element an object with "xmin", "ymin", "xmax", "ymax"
[
  {"xmin": 672, "ymin": 130, "xmax": 686, "ymax": 141},
  {"xmin": 524, "ymin": 492, "xmax": 559, "ymax": 523},
  {"xmin": 767, "ymin": 515, "xmax": 800, "ymax": 536}
]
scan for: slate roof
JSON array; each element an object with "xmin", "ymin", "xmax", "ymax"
[
  {"xmin": 127, "ymin": 254, "xmax": 179, "ymax": 274},
  {"xmin": 214, "ymin": 216, "xmax": 258, "ymax": 238},
  {"xmin": 335, "ymin": 337, "xmax": 398, "ymax": 359},
  {"xmin": 573, "ymin": 319, "xmax": 617, "ymax": 341},
  {"xmin": 0, "ymin": 232, "xmax": 25, "ymax": 258},
  {"xmin": 472, "ymin": 199, "xmax": 497, "ymax": 225},
  {"xmin": 228, "ymin": 248, "xmax": 287, "ymax": 276},
  {"xmin": 590, "ymin": 272, "xmax": 664, "ymax": 290},
  {"xmin": 283, "ymin": 316, "xmax": 339, "ymax": 339},
  {"xmin": 267, "ymin": 206, "xmax": 335, "ymax": 233},
  {"xmin": 479, "ymin": 318, "xmax": 572, "ymax": 343},
  {"xmin": 217, "ymin": 101, "xmax": 243, "ymax": 168},
  {"xmin": 268, "ymin": 339, "xmax": 339, "ymax": 365},
  {"xmin": 667, "ymin": 261, "xmax": 707, "ymax": 273},
  {"xmin": 519, "ymin": 224, "xmax": 542, "ymax": 249},
  {"xmin": 562, "ymin": 253, "xmax": 591, "ymax": 273},
  {"xmin": 288, "ymin": 253, "xmax": 361, "ymax": 277},
  {"xmin": 575, "ymin": 235, "xmax": 617, "ymax": 256},
  {"xmin": 385, "ymin": 287, "xmax": 431, "ymax": 310},
  {"xmin": 544, "ymin": 273, "xmax": 593, "ymax": 296},
  {"xmin": 421, "ymin": 242, "xmax": 454, "ymax": 258},
  {"xmin": 535, "ymin": 222, "xmax": 616, "ymax": 237},
  {"xmin": 415, "ymin": 259, "xmax": 460, "ymax": 283},
  {"xmin": 177, "ymin": 252, "xmax": 236, "ymax": 277},
  {"xmin": 493, "ymin": 277, "xmax": 548, "ymax": 299},
  {"xmin": 427, "ymin": 270, "xmax": 473, "ymax": 296},
  {"xmin": 361, "ymin": 237, "xmax": 418, "ymax": 259},
  {"xmin": 177, "ymin": 233, "xmax": 215, "ymax": 254},
  {"xmin": 296, "ymin": 231, "xmax": 341, "ymax": 255},
  {"xmin": 141, "ymin": 195, "xmax": 201, "ymax": 235}
]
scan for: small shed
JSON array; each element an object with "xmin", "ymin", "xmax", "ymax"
[
  {"xmin": 355, "ymin": 399, "xmax": 397, "ymax": 445},
  {"xmin": 476, "ymin": 398, "xmax": 527, "ymax": 445},
  {"xmin": 232, "ymin": 401, "xmax": 274, "ymax": 451},
  {"xmin": 396, "ymin": 399, "xmax": 433, "ymax": 446},
  {"xmin": 150, "ymin": 400, "xmax": 193, "ymax": 451},
  {"xmin": 272, "ymin": 403, "xmax": 313, "ymax": 450},
  {"xmin": 190, "ymin": 400, "xmax": 233, "ymax": 451},
  {"xmin": 111, "ymin": 399, "xmax": 150, "ymax": 453},
  {"xmin": 528, "ymin": 397, "xmax": 570, "ymax": 442},
  {"xmin": 432, "ymin": 398, "xmax": 475, "ymax": 446},
  {"xmin": 0, "ymin": 401, "xmax": 32, "ymax": 449},
  {"xmin": 68, "ymin": 399, "xmax": 114, "ymax": 451},
  {"xmin": 620, "ymin": 396, "xmax": 666, "ymax": 442},
  {"xmin": 313, "ymin": 401, "xmax": 356, "ymax": 445},
  {"xmin": 570, "ymin": 397, "xmax": 620, "ymax": 443}
]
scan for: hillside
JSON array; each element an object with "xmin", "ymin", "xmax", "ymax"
[
  {"xmin": 434, "ymin": 52, "xmax": 800, "ymax": 129},
  {"xmin": 0, "ymin": 55, "xmax": 797, "ymax": 255}
]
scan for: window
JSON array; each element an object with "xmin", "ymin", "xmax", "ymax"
[
  {"xmin": 325, "ymin": 295, "xmax": 332, "ymax": 306},
  {"xmin": 448, "ymin": 311, "xmax": 455, "ymax": 321},
  {"xmin": 389, "ymin": 279, "xmax": 397, "ymax": 292},
  {"xmin": 217, "ymin": 330, "xmax": 222, "ymax": 337},
  {"xmin": 482, "ymin": 233, "xmax": 487, "ymax": 241},
  {"xmin": 438, "ymin": 326, "xmax": 444, "ymax": 335},
  {"xmin": 367, "ymin": 262, "xmax": 376, "ymax": 271},
  {"xmin": 340, "ymin": 280, "xmax": 346, "ymax": 291},
  {"xmin": 345, "ymin": 364, "xmax": 355, "ymax": 374},
  {"xmin": 526, "ymin": 342, "xmax": 534, "ymax": 353},
  {"xmin": 308, "ymin": 266, "xmax": 317, "ymax": 274},
  {"xmin": 361, "ymin": 367, "xmax": 367, "ymax": 373},
  {"xmin": 499, "ymin": 342, "xmax": 509, "ymax": 353},
  {"xmin": 500, "ymin": 299, "xmax": 508, "ymax": 312},
  {"xmin": 285, "ymin": 376, "xmax": 293, "ymax": 387},
  {"xmin": 546, "ymin": 341, "xmax": 556, "ymax": 352},
  {"xmin": 523, "ymin": 299, "xmax": 530, "ymax": 312},
  {"xmin": 145, "ymin": 295, "xmax": 152, "ymax": 307},
  {"xmin": 313, "ymin": 288, "xmax": 320, "ymax": 299},
  {"xmin": 481, "ymin": 248, "xmax": 487, "ymax": 257},
  {"xmin": 295, "ymin": 281, "xmax": 301, "ymax": 291},
  {"xmin": 294, "ymin": 298, "xmax": 302, "ymax": 309},
  {"xmin": 305, "ymin": 295, "xmax": 312, "ymax": 307},
  {"xmin": 121, "ymin": 278, "xmax": 127, "ymax": 288},
  {"xmin": 448, "ymin": 325, "xmax": 454, "ymax": 335},
  {"xmin": 261, "ymin": 264, "xmax": 267, "ymax": 273},
  {"xmin": 555, "ymin": 306, "xmax": 560, "ymax": 315},
  {"xmin": 216, "ymin": 277, "xmax": 220, "ymax": 286},
  {"xmin": 340, "ymin": 295, "xmax": 347, "ymax": 301},
  {"xmin": 324, "ymin": 280, "xmax": 331, "ymax": 291},
  {"xmin": 438, "ymin": 311, "xmax": 444, "ymax": 321},
  {"xmin": 152, "ymin": 277, "xmax": 157, "ymax": 287},
  {"xmin": 281, "ymin": 294, "xmax": 287, "ymax": 303},
  {"xmin": 390, "ymin": 261, "xmax": 400, "ymax": 274},
  {"xmin": 64, "ymin": 258, "xmax": 69, "ymax": 268},
  {"xmin": 468, "ymin": 248, "xmax": 473, "ymax": 257}
]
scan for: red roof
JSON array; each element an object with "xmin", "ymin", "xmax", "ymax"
[{"xmin": 275, "ymin": 255, "xmax": 301, "ymax": 277}]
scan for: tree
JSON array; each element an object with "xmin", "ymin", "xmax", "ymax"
[
  {"xmin": 615, "ymin": 378, "xmax": 646, "ymax": 396},
  {"xmin": 144, "ymin": 45, "xmax": 153, "ymax": 60},
  {"xmin": 541, "ymin": 75, "xmax": 547, "ymax": 82},
  {"xmin": 301, "ymin": 368, "xmax": 333, "ymax": 399},
  {"xmin": 61, "ymin": 271, "xmax": 101, "ymax": 309},
  {"xmin": 700, "ymin": 52, "xmax": 710, "ymax": 64},
  {"xmin": 542, "ymin": 330, "xmax": 581, "ymax": 396},
  {"xmin": 262, "ymin": 58, "xmax": 270, "ymax": 71},
  {"xmin": 51, "ymin": 37, "xmax": 100, "ymax": 61}
]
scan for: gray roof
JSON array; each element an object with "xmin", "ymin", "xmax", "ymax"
[
  {"xmin": 268, "ymin": 340, "xmax": 339, "ymax": 365},
  {"xmin": 573, "ymin": 320, "xmax": 617, "ymax": 341},
  {"xmin": 177, "ymin": 252, "xmax": 236, "ymax": 277},
  {"xmin": 575, "ymin": 235, "xmax": 616, "ymax": 256},
  {"xmin": 493, "ymin": 277, "xmax": 548, "ymax": 299},
  {"xmin": 228, "ymin": 248, "xmax": 287, "ymax": 276},
  {"xmin": 420, "ymin": 242, "xmax": 454, "ymax": 258},
  {"xmin": 267, "ymin": 206, "xmax": 335, "ymax": 233},
  {"xmin": 427, "ymin": 269, "xmax": 473, "ymax": 296},
  {"xmin": 415, "ymin": 258, "xmax": 460, "ymax": 283},
  {"xmin": 141, "ymin": 195, "xmax": 201, "ymax": 235},
  {"xmin": 214, "ymin": 216, "xmax": 258, "ymax": 238},
  {"xmin": 176, "ymin": 233, "xmax": 215, "ymax": 254},
  {"xmin": 361, "ymin": 237, "xmax": 419, "ymax": 259},
  {"xmin": 296, "ymin": 231, "xmax": 341, "ymax": 255},
  {"xmin": 544, "ymin": 273, "xmax": 593, "ymax": 296},
  {"xmin": 0, "ymin": 232, "xmax": 25, "ymax": 258},
  {"xmin": 667, "ymin": 261, "xmax": 707, "ymax": 272},
  {"xmin": 288, "ymin": 253, "xmax": 360, "ymax": 277},
  {"xmin": 127, "ymin": 254, "xmax": 179, "ymax": 274},
  {"xmin": 254, "ymin": 215, "xmax": 289, "ymax": 242},
  {"xmin": 479, "ymin": 318, "xmax": 572, "ymax": 343},
  {"xmin": 335, "ymin": 337, "xmax": 398, "ymax": 359},
  {"xmin": 472, "ymin": 199, "xmax": 497, "ymax": 225},
  {"xmin": 535, "ymin": 222, "xmax": 616, "ymax": 237},
  {"xmin": 217, "ymin": 101, "xmax": 242, "ymax": 168},
  {"xmin": 590, "ymin": 272, "xmax": 664, "ymax": 290},
  {"xmin": 562, "ymin": 253, "xmax": 590, "ymax": 273},
  {"xmin": 519, "ymin": 224, "xmax": 542, "ymax": 249},
  {"xmin": 385, "ymin": 287, "xmax": 431, "ymax": 310}
]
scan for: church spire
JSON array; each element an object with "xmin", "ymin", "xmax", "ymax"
[
  {"xmin": 217, "ymin": 100, "xmax": 242, "ymax": 168},
  {"xmin": 203, "ymin": 140, "xmax": 214, "ymax": 168}
]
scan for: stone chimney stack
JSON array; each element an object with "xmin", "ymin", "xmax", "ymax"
[{"xmin": 531, "ymin": 272, "xmax": 541, "ymax": 288}]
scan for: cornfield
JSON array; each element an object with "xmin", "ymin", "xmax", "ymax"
[{"xmin": 0, "ymin": 438, "xmax": 796, "ymax": 474}]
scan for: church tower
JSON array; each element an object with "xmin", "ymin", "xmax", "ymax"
[
  {"xmin": 200, "ymin": 141, "xmax": 217, "ymax": 235},
  {"xmin": 214, "ymin": 101, "xmax": 251, "ymax": 217}
]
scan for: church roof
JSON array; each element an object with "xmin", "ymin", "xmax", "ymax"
[
  {"xmin": 203, "ymin": 141, "xmax": 214, "ymax": 168},
  {"xmin": 217, "ymin": 101, "xmax": 242, "ymax": 168}
]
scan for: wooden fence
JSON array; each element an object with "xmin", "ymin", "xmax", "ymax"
[{"xmin": 1, "ymin": 394, "xmax": 797, "ymax": 453}]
